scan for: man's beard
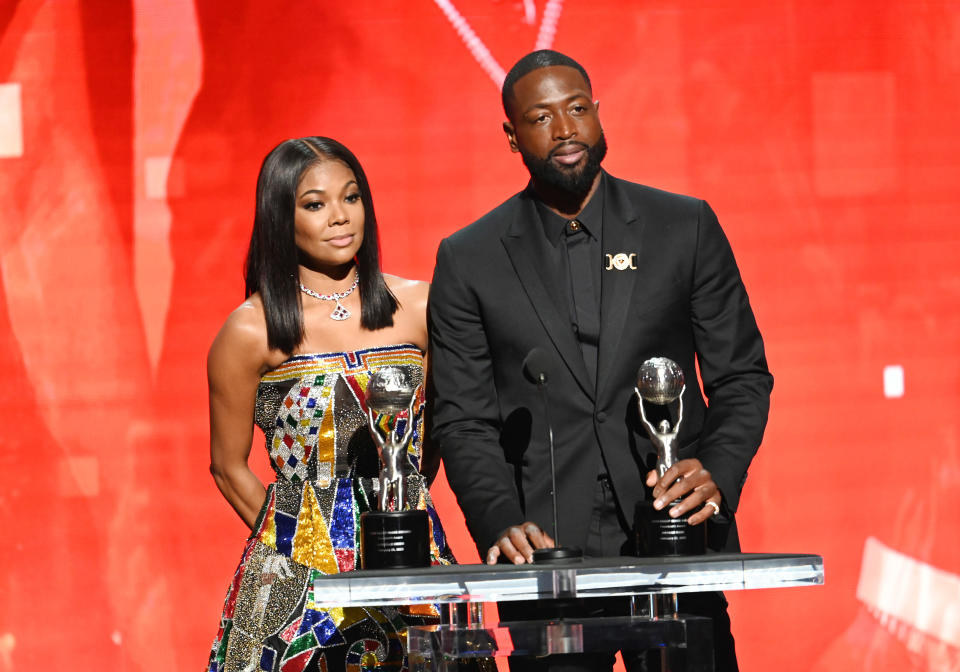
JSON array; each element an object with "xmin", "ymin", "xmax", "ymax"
[{"xmin": 520, "ymin": 134, "xmax": 608, "ymax": 200}]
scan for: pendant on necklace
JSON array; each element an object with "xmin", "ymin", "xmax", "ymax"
[{"xmin": 330, "ymin": 300, "xmax": 351, "ymax": 321}]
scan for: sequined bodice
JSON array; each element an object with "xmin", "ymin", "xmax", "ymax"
[{"xmin": 255, "ymin": 344, "xmax": 425, "ymax": 485}]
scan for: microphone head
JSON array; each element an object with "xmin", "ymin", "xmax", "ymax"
[{"xmin": 522, "ymin": 347, "xmax": 552, "ymax": 385}]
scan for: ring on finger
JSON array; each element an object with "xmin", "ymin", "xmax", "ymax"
[{"xmin": 704, "ymin": 501, "xmax": 720, "ymax": 517}]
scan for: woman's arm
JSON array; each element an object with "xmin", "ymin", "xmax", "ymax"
[
  {"xmin": 405, "ymin": 280, "xmax": 441, "ymax": 484},
  {"xmin": 207, "ymin": 302, "xmax": 272, "ymax": 529}
]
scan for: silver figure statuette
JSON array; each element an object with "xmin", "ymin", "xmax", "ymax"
[
  {"xmin": 366, "ymin": 366, "xmax": 417, "ymax": 512},
  {"xmin": 635, "ymin": 357, "xmax": 686, "ymax": 477}
]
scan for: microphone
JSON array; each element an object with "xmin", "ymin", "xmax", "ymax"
[
  {"xmin": 522, "ymin": 347, "xmax": 552, "ymax": 385},
  {"xmin": 522, "ymin": 347, "xmax": 583, "ymax": 564}
]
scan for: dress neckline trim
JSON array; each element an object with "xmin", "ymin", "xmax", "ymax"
[
  {"xmin": 260, "ymin": 344, "xmax": 424, "ymax": 383},
  {"xmin": 282, "ymin": 343, "xmax": 423, "ymax": 364}
]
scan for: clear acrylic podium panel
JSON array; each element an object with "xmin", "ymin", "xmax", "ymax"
[
  {"xmin": 313, "ymin": 553, "xmax": 824, "ymax": 672},
  {"xmin": 312, "ymin": 553, "xmax": 824, "ymax": 606}
]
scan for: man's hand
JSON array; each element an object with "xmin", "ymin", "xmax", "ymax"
[
  {"xmin": 645, "ymin": 458, "xmax": 722, "ymax": 526},
  {"xmin": 485, "ymin": 522, "xmax": 555, "ymax": 564}
]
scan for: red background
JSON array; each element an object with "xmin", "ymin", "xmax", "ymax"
[{"xmin": 1, "ymin": 1, "xmax": 958, "ymax": 670}]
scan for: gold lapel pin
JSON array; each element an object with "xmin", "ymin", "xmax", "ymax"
[{"xmin": 605, "ymin": 253, "xmax": 637, "ymax": 271}]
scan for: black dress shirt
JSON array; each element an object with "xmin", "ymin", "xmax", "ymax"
[{"xmin": 533, "ymin": 175, "xmax": 606, "ymax": 387}]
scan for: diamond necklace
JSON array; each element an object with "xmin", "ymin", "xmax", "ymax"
[{"xmin": 299, "ymin": 271, "xmax": 359, "ymax": 321}]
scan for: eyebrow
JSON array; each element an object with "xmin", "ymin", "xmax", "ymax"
[
  {"xmin": 298, "ymin": 181, "xmax": 359, "ymax": 199},
  {"xmin": 523, "ymin": 93, "xmax": 591, "ymax": 115}
]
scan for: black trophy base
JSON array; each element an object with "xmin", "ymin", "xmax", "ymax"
[
  {"xmin": 533, "ymin": 546, "xmax": 584, "ymax": 564},
  {"xmin": 360, "ymin": 509, "xmax": 431, "ymax": 569},
  {"xmin": 634, "ymin": 500, "xmax": 706, "ymax": 557}
]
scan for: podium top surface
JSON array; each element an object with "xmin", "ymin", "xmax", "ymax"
[{"xmin": 311, "ymin": 552, "xmax": 824, "ymax": 606}]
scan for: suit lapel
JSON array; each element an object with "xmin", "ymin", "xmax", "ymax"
[
  {"xmin": 597, "ymin": 177, "xmax": 646, "ymax": 401},
  {"xmin": 501, "ymin": 195, "xmax": 595, "ymax": 400}
]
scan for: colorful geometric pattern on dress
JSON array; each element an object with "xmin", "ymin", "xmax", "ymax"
[
  {"xmin": 206, "ymin": 540, "xmax": 442, "ymax": 672},
  {"xmin": 207, "ymin": 345, "xmax": 454, "ymax": 672},
  {"xmin": 330, "ymin": 478, "xmax": 358, "ymax": 573},
  {"xmin": 271, "ymin": 375, "xmax": 333, "ymax": 483},
  {"xmin": 263, "ymin": 345, "xmax": 424, "ymax": 486},
  {"xmin": 260, "ymin": 345, "xmax": 424, "ymax": 383}
]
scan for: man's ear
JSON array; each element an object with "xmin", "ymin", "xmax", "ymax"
[
  {"xmin": 594, "ymin": 99, "xmax": 600, "ymax": 113},
  {"xmin": 503, "ymin": 121, "xmax": 519, "ymax": 153}
]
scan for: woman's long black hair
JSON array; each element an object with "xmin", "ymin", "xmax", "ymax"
[{"xmin": 244, "ymin": 137, "xmax": 398, "ymax": 354}]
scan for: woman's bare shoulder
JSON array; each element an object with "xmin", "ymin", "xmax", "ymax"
[
  {"xmin": 383, "ymin": 274, "xmax": 428, "ymax": 348},
  {"xmin": 219, "ymin": 296, "xmax": 268, "ymax": 344},
  {"xmin": 384, "ymin": 274, "xmax": 429, "ymax": 307},
  {"xmin": 208, "ymin": 295, "xmax": 274, "ymax": 372}
]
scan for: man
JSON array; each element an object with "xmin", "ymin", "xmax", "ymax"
[{"xmin": 429, "ymin": 50, "xmax": 772, "ymax": 671}]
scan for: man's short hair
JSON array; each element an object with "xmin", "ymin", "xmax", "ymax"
[{"xmin": 501, "ymin": 50, "xmax": 592, "ymax": 118}]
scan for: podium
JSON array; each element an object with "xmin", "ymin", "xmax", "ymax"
[{"xmin": 312, "ymin": 553, "xmax": 824, "ymax": 671}]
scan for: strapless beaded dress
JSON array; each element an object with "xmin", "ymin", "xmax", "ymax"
[{"xmin": 206, "ymin": 344, "xmax": 454, "ymax": 672}]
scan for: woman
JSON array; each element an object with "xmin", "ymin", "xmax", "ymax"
[{"xmin": 205, "ymin": 137, "xmax": 454, "ymax": 672}]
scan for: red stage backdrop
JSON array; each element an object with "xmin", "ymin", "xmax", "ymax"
[{"xmin": 1, "ymin": 1, "xmax": 958, "ymax": 670}]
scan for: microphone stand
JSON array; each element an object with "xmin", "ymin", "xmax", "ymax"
[{"xmin": 532, "ymin": 370, "xmax": 582, "ymax": 564}]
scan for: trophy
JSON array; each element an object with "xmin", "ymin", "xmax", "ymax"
[
  {"xmin": 359, "ymin": 366, "xmax": 431, "ymax": 569},
  {"xmin": 633, "ymin": 357, "xmax": 706, "ymax": 557}
]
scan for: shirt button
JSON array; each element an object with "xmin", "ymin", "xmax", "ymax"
[
  {"xmin": 596, "ymin": 411, "xmax": 607, "ymax": 423},
  {"xmin": 569, "ymin": 220, "xmax": 581, "ymax": 232}
]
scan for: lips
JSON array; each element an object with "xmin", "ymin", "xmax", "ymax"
[
  {"xmin": 326, "ymin": 233, "xmax": 355, "ymax": 248},
  {"xmin": 549, "ymin": 143, "xmax": 588, "ymax": 166}
]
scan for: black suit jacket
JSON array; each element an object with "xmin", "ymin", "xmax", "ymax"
[{"xmin": 429, "ymin": 173, "xmax": 773, "ymax": 554}]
